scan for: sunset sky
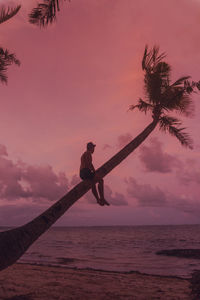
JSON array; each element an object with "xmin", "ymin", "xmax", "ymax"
[{"xmin": 0, "ymin": 0, "xmax": 200, "ymax": 226}]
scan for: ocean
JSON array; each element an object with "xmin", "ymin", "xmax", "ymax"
[{"xmin": 5, "ymin": 225, "xmax": 200, "ymax": 278}]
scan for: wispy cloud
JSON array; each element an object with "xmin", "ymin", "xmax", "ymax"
[
  {"xmin": 117, "ymin": 133, "xmax": 133, "ymax": 148},
  {"xmin": 0, "ymin": 144, "xmax": 68, "ymax": 202},
  {"xmin": 139, "ymin": 138, "xmax": 181, "ymax": 173},
  {"xmin": 126, "ymin": 177, "xmax": 167, "ymax": 207}
]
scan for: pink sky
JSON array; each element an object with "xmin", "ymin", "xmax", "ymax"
[{"xmin": 0, "ymin": 0, "xmax": 200, "ymax": 226}]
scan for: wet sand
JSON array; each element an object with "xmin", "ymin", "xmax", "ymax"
[{"xmin": 0, "ymin": 263, "xmax": 191, "ymax": 300}]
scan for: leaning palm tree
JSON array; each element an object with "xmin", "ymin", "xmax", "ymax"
[{"xmin": 0, "ymin": 46, "xmax": 199, "ymax": 271}]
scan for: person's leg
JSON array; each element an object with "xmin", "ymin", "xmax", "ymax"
[
  {"xmin": 91, "ymin": 183, "xmax": 100, "ymax": 201},
  {"xmin": 80, "ymin": 169, "xmax": 104, "ymax": 206},
  {"xmin": 97, "ymin": 178, "xmax": 110, "ymax": 206},
  {"xmin": 91, "ymin": 183, "xmax": 104, "ymax": 206}
]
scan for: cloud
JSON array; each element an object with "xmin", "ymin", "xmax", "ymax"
[
  {"xmin": 139, "ymin": 138, "xmax": 180, "ymax": 173},
  {"xmin": 178, "ymin": 159, "xmax": 200, "ymax": 185},
  {"xmin": 70, "ymin": 174, "xmax": 80, "ymax": 186},
  {"xmin": 0, "ymin": 145, "xmax": 8, "ymax": 156},
  {"xmin": 104, "ymin": 185, "xmax": 128, "ymax": 206},
  {"xmin": 103, "ymin": 144, "xmax": 111, "ymax": 150},
  {"xmin": 126, "ymin": 176, "xmax": 200, "ymax": 217},
  {"xmin": 0, "ymin": 144, "xmax": 69, "ymax": 202},
  {"xmin": 167, "ymin": 193, "xmax": 200, "ymax": 217},
  {"xmin": 23, "ymin": 166, "xmax": 68, "ymax": 201},
  {"xmin": 84, "ymin": 184, "xmax": 128, "ymax": 206},
  {"xmin": 126, "ymin": 177, "xmax": 167, "ymax": 207},
  {"xmin": 117, "ymin": 133, "xmax": 133, "ymax": 148}
]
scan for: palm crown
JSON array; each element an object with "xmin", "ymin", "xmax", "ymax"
[{"xmin": 130, "ymin": 46, "xmax": 200, "ymax": 149}]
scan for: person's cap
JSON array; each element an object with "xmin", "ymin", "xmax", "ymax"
[{"xmin": 87, "ymin": 142, "xmax": 96, "ymax": 149}]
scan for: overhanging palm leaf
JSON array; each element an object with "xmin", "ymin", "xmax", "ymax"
[
  {"xmin": 0, "ymin": 5, "xmax": 21, "ymax": 24},
  {"xmin": 29, "ymin": 0, "xmax": 69, "ymax": 27},
  {"xmin": 129, "ymin": 98, "xmax": 153, "ymax": 114},
  {"xmin": 159, "ymin": 116, "xmax": 193, "ymax": 148},
  {"xmin": 161, "ymin": 86, "xmax": 194, "ymax": 116},
  {"xmin": 0, "ymin": 5, "xmax": 20, "ymax": 83},
  {"xmin": 0, "ymin": 48, "xmax": 20, "ymax": 84},
  {"xmin": 171, "ymin": 76, "xmax": 191, "ymax": 87}
]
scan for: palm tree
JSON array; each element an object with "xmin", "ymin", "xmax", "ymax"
[
  {"xmin": 29, "ymin": 0, "xmax": 69, "ymax": 27},
  {"xmin": 0, "ymin": 5, "xmax": 21, "ymax": 82},
  {"xmin": 0, "ymin": 46, "xmax": 199, "ymax": 271},
  {"xmin": 129, "ymin": 45, "xmax": 199, "ymax": 149}
]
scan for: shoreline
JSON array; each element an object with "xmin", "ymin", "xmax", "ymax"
[
  {"xmin": 0, "ymin": 263, "xmax": 191, "ymax": 300},
  {"xmin": 16, "ymin": 261, "xmax": 190, "ymax": 280}
]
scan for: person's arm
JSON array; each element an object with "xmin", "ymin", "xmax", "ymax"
[
  {"xmin": 90, "ymin": 162, "xmax": 95, "ymax": 172},
  {"xmin": 85, "ymin": 152, "xmax": 95, "ymax": 172}
]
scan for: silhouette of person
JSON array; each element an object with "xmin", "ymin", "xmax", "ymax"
[{"xmin": 80, "ymin": 142, "xmax": 109, "ymax": 206}]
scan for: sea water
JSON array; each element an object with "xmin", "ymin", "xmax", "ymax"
[{"xmin": 3, "ymin": 225, "xmax": 200, "ymax": 278}]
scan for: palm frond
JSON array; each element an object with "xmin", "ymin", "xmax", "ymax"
[
  {"xmin": 144, "ymin": 62, "xmax": 171, "ymax": 105},
  {"xmin": 142, "ymin": 46, "xmax": 171, "ymax": 105},
  {"xmin": 183, "ymin": 79, "xmax": 197, "ymax": 94},
  {"xmin": 159, "ymin": 115, "xmax": 181, "ymax": 128},
  {"xmin": 195, "ymin": 80, "xmax": 200, "ymax": 91},
  {"xmin": 0, "ymin": 48, "xmax": 20, "ymax": 84},
  {"xmin": 29, "ymin": 0, "xmax": 69, "ymax": 27},
  {"xmin": 171, "ymin": 76, "xmax": 190, "ymax": 87},
  {"xmin": 0, "ymin": 5, "xmax": 21, "ymax": 25},
  {"xmin": 159, "ymin": 115, "xmax": 193, "ymax": 148},
  {"xmin": 161, "ymin": 87, "xmax": 194, "ymax": 116},
  {"xmin": 142, "ymin": 45, "xmax": 166, "ymax": 73},
  {"xmin": 129, "ymin": 98, "xmax": 153, "ymax": 114}
]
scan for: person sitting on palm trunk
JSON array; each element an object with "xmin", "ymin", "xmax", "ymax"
[{"xmin": 80, "ymin": 142, "xmax": 109, "ymax": 206}]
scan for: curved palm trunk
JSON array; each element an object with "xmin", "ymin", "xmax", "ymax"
[{"xmin": 0, "ymin": 118, "xmax": 158, "ymax": 271}]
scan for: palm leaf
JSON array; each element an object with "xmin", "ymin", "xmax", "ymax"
[
  {"xmin": 171, "ymin": 76, "xmax": 190, "ymax": 87},
  {"xmin": 0, "ymin": 5, "xmax": 21, "ymax": 24},
  {"xmin": 0, "ymin": 48, "xmax": 20, "ymax": 84},
  {"xmin": 195, "ymin": 80, "xmax": 200, "ymax": 91},
  {"xmin": 29, "ymin": 0, "xmax": 69, "ymax": 27},
  {"xmin": 161, "ymin": 89, "xmax": 192, "ymax": 114},
  {"xmin": 142, "ymin": 46, "xmax": 171, "ymax": 105},
  {"xmin": 142, "ymin": 45, "xmax": 166, "ymax": 72},
  {"xmin": 183, "ymin": 79, "xmax": 197, "ymax": 94},
  {"xmin": 129, "ymin": 98, "xmax": 153, "ymax": 114},
  {"xmin": 144, "ymin": 62, "xmax": 171, "ymax": 105},
  {"xmin": 159, "ymin": 115, "xmax": 193, "ymax": 148}
]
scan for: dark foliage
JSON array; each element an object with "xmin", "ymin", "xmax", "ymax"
[
  {"xmin": 0, "ymin": 5, "xmax": 21, "ymax": 24},
  {"xmin": 0, "ymin": 48, "xmax": 20, "ymax": 84},
  {"xmin": 130, "ymin": 45, "xmax": 200, "ymax": 149},
  {"xmin": 29, "ymin": 0, "xmax": 70, "ymax": 27}
]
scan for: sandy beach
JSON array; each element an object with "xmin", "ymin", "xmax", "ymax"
[{"xmin": 0, "ymin": 263, "xmax": 191, "ymax": 300}]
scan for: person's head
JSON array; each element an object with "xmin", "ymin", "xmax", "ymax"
[{"xmin": 87, "ymin": 142, "xmax": 96, "ymax": 153}]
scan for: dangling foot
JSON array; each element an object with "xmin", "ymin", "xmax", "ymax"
[
  {"xmin": 97, "ymin": 199, "xmax": 104, "ymax": 206},
  {"xmin": 101, "ymin": 198, "xmax": 110, "ymax": 206}
]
